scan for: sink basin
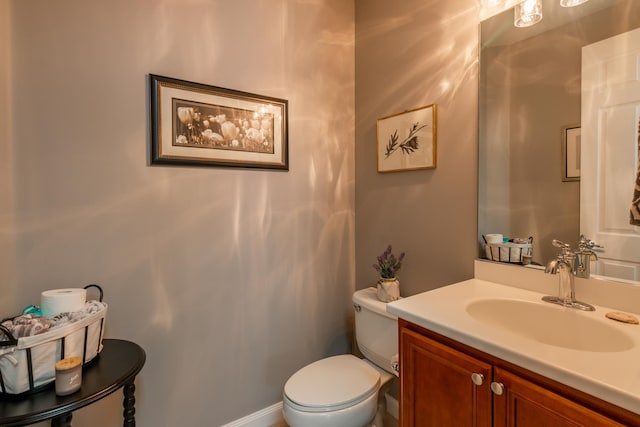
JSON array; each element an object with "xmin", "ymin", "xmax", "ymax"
[{"xmin": 466, "ymin": 298, "xmax": 634, "ymax": 352}]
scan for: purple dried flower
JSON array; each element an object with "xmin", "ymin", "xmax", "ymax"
[{"xmin": 373, "ymin": 245, "xmax": 406, "ymax": 279}]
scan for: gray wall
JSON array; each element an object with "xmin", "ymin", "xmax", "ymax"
[
  {"xmin": 3, "ymin": 0, "xmax": 354, "ymax": 425},
  {"xmin": 355, "ymin": 0, "xmax": 479, "ymax": 296},
  {"xmin": 0, "ymin": 0, "xmax": 15, "ymax": 316},
  {"xmin": 4, "ymin": 0, "xmax": 485, "ymax": 424}
]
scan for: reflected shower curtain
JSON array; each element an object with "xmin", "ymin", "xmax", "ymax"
[{"xmin": 632, "ymin": 117, "xmax": 640, "ymax": 226}]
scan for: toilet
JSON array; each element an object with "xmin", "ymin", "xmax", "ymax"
[{"xmin": 282, "ymin": 287, "xmax": 398, "ymax": 427}]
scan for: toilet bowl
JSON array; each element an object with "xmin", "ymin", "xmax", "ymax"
[
  {"xmin": 283, "ymin": 387, "xmax": 378, "ymax": 427},
  {"xmin": 282, "ymin": 288, "xmax": 398, "ymax": 427}
]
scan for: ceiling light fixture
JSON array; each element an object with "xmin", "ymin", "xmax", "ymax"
[
  {"xmin": 560, "ymin": 0, "xmax": 589, "ymax": 7},
  {"xmin": 514, "ymin": 0, "xmax": 543, "ymax": 28}
]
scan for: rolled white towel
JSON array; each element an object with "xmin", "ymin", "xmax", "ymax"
[
  {"xmin": 1, "ymin": 314, "xmax": 52, "ymax": 340},
  {"xmin": 390, "ymin": 353, "xmax": 399, "ymax": 376}
]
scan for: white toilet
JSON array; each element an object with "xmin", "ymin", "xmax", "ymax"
[{"xmin": 282, "ymin": 287, "xmax": 398, "ymax": 427}]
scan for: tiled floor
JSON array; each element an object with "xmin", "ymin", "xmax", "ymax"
[{"xmin": 382, "ymin": 411, "xmax": 399, "ymax": 427}]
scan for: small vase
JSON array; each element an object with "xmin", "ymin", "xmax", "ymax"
[{"xmin": 376, "ymin": 277, "xmax": 400, "ymax": 302}]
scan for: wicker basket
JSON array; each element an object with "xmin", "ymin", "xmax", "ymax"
[
  {"xmin": 0, "ymin": 284, "xmax": 107, "ymax": 396},
  {"xmin": 485, "ymin": 241, "xmax": 532, "ymax": 264}
]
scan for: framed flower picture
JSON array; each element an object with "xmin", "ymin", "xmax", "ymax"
[
  {"xmin": 150, "ymin": 74, "xmax": 288, "ymax": 170},
  {"xmin": 376, "ymin": 104, "xmax": 437, "ymax": 173}
]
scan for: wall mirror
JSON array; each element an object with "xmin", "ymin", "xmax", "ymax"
[{"xmin": 478, "ymin": 0, "xmax": 640, "ymax": 282}]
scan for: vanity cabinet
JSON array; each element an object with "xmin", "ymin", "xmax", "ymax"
[
  {"xmin": 400, "ymin": 325, "xmax": 492, "ymax": 426},
  {"xmin": 492, "ymin": 368, "xmax": 622, "ymax": 426},
  {"xmin": 399, "ymin": 319, "xmax": 639, "ymax": 427}
]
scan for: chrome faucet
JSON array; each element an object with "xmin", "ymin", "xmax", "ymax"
[
  {"xmin": 574, "ymin": 234, "xmax": 602, "ymax": 279},
  {"xmin": 543, "ymin": 240, "xmax": 595, "ymax": 311}
]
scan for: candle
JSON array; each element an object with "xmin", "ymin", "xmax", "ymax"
[{"xmin": 55, "ymin": 357, "xmax": 82, "ymax": 396}]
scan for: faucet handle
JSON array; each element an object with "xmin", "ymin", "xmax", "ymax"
[
  {"xmin": 552, "ymin": 239, "xmax": 574, "ymax": 258},
  {"xmin": 552, "ymin": 239, "xmax": 570, "ymax": 249},
  {"xmin": 587, "ymin": 241, "xmax": 604, "ymax": 251},
  {"xmin": 550, "ymin": 239, "xmax": 576, "ymax": 270},
  {"xmin": 578, "ymin": 234, "xmax": 604, "ymax": 251}
]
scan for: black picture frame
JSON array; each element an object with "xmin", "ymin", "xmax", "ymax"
[
  {"xmin": 150, "ymin": 74, "xmax": 288, "ymax": 170},
  {"xmin": 561, "ymin": 124, "xmax": 580, "ymax": 182}
]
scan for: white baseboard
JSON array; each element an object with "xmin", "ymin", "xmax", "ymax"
[{"xmin": 221, "ymin": 401, "xmax": 287, "ymax": 427}]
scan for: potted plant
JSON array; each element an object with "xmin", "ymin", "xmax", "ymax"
[{"xmin": 373, "ymin": 244, "xmax": 405, "ymax": 302}]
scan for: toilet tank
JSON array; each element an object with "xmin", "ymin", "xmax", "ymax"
[{"xmin": 353, "ymin": 287, "xmax": 398, "ymax": 374}]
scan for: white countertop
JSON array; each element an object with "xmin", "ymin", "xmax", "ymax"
[{"xmin": 387, "ymin": 278, "xmax": 640, "ymax": 415}]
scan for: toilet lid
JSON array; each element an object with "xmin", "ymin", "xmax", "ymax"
[{"xmin": 284, "ymin": 354, "xmax": 380, "ymax": 410}]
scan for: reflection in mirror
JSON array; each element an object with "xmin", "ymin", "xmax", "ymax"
[{"xmin": 478, "ymin": 0, "xmax": 640, "ymax": 282}]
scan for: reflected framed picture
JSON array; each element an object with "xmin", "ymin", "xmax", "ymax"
[
  {"xmin": 150, "ymin": 74, "xmax": 288, "ymax": 170},
  {"xmin": 562, "ymin": 124, "xmax": 580, "ymax": 182},
  {"xmin": 376, "ymin": 104, "xmax": 437, "ymax": 173}
]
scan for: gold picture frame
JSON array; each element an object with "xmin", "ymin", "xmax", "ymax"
[{"xmin": 376, "ymin": 104, "xmax": 437, "ymax": 173}]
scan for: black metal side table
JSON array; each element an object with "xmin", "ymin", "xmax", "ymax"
[{"xmin": 0, "ymin": 339, "xmax": 146, "ymax": 427}]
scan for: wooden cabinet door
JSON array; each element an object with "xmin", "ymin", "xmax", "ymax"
[
  {"xmin": 400, "ymin": 326, "xmax": 492, "ymax": 427},
  {"xmin": 493, "ymin": 368, "xmax": 624, "ymax": 427}
]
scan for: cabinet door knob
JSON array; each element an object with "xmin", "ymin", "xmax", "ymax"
[
  {"xmin": 471, "ymin": 373, "xmax": 484, "ymax": 386},
  {"xmin": 491, "ymin": 382, "xmax": 505, "ymax": 395}
]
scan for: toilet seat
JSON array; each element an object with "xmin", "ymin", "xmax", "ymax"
[{"xmin": 283, "ymin": 354, "xmax": 381, "ymax": 412}]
